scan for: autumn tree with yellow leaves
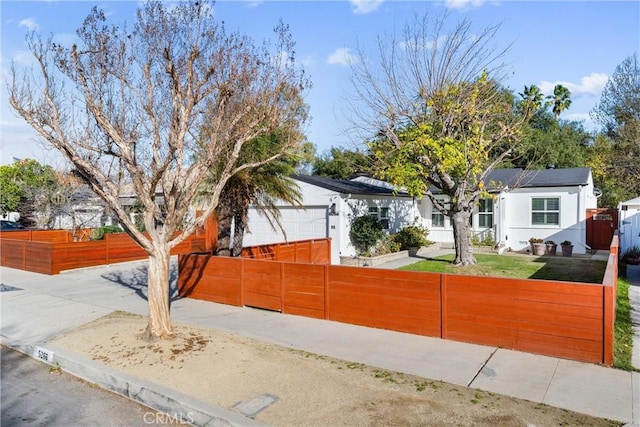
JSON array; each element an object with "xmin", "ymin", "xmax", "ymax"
[{"xmin": 350, "ymin": 14, "xmax": 528, "ymax": 266}]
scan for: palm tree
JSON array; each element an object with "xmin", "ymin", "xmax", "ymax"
[
  {"xmin": 518, "ymin": 84, "xmax": 545, "ymax": 117},
  {"xmin": 547, "ymin": 84, "xmax": 572, "ymax": 119},
  {"xmin": 209, "ymin": 131, "xmax": 304, "ymax": 256}
]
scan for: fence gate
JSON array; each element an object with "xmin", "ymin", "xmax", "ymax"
[{"xmin": 586, "ymin": 208, "xmax": 618, "ymax": 250}]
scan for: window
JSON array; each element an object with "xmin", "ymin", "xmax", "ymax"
[
  {"xmin": 368, "ymin": 206, "xmax": 390, "ymax": 229},
  {"xmin": 478, "ymin": 198, "xmax": 494, "ymax": 228},
  {"xmin": 431, "ymin": 199, "xmax": 447, "ymax": 228},
  {"xmin": 531, "ymin": 197, "xmax": 559, "ymax": 225},
  {"xmin": 432, "ymin": 210, "xmax": 445, "ymax": 228}
]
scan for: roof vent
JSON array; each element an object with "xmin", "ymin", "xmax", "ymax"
[{"xmin": 546, "ymin": 164, "xmax": 556, "ymax": 169}]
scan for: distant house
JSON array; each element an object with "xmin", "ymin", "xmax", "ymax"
[
  {"xmin": 240, "ymin": 167, "xmax": 601, "ymax": 264},
  {"xmin": 51, "ymin": 185, "xmax": 111, "ymax": 230}
]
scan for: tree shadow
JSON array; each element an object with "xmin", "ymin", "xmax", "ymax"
[
  {"xmin": 528, "ymin": 256, "xmax": 606, "ymax": 283},
  {"xmin": 101, "ymin": 263, "xmax": 180, "ymax": 304},
  {"xmin": 415, "ymin": 255, "xmax": 452, "ymax": 264}
]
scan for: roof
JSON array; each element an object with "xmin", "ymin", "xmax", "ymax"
[
  {"xmin": 296, "ymin": 168, "xmax": 591, "ymax": 198},
  {"xmin": 292, "ymin": 174, "xmax": 411, "ymax": 197},
  {"xmin": 517, "ymin": 168, "xmax": 591, "ymax": 188}
]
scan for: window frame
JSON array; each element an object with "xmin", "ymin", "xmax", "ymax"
[
  {"xmin": 531, "ymin": 197, "xmax": 560, "ymax": 226},
  {"xmin": 368, "ymin": 206, "xmax": 390, "ymax": 230},
  {"xmin": 431, "ymin": 199, "xmax": 447, "ymax": 228},
  {"xmin": 477, "ymin": 198, "xmax": 494, "ymax": 229}
]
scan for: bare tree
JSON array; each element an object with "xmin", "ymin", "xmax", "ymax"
[
  {"xmin": 348, "ymin": 13, "xmax": 527, "ymax": 266},
  {"xmin": 9, "ymin": 0, "xmax": 309, "ymax": 339}
]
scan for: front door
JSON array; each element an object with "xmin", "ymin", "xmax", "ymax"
[{"xmin": 586, "ymin": 208, "xmax": 618, "ymax": 250}]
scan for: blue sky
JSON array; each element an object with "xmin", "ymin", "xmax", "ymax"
[{"xmin": 1, "ymin": 0, "xmax": 639, "ymax": 166}]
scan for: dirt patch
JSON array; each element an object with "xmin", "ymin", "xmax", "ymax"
[{"xmin": 48, "ymin": 312, "xmax": 619, "ymax": 426}]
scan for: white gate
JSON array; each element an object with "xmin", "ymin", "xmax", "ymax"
[{"xmin": 619, "ymin": 197, "xmax": 640, "ymax": 254}]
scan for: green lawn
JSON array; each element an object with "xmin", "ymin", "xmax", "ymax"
[
  {"xmin": 614, "ymin": 278, "xmax": 637, "ymax": 371},
  {"xmin": 399, "ymin": 253, "xmax": 607, "ymax": 283}
]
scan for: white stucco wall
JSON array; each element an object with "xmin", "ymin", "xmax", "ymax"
[
  {"xmin": 243, "ymin": 180, "xmax": 340, "ymax": 263},
  {"xmin": 415, "ymin": 176, "xmax": 596, "ymax": 255},
  {"xmin": 242, "ymin": 179, "xmax": 420, "ymax": 262},
  {"xmin": 417, "ymin": 196, "xmax": 498, "ymax": 245},
  {"xmin": 503, "ymin": 184, "xmax": 594, "ymax": 254},
  {"xmin": 337, "ymin": 194, "xmax": 419, "ymax": 258}
]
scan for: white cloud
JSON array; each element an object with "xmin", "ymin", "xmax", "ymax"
[
  {"xmin": 539, "ymin": 72, "xmax": 609, "ymax": 97},
  {"xmin": 300, "ymin": 55, "xmax": 317, "ymax": 68},
  {"xmin": 244, "ymin": 0, "xmax": 264, "ymax": 8},
  {"xmin": 19, "ymin": 18, "xmax": 40, "ymax": 32},
  {"xmin": 445, "ymin": 0, "xmax": 486, "ymax": 10},
  {"xmin": 327, "ymin": 48, "xmax": 356, "ymax": 67},
  {"xmin": 12, "ymin": 50, "xmax": 36, "ymax": 66},
  {"xmin": 350, "ymin": 0, "xmax": 383, "ymax": 15}
]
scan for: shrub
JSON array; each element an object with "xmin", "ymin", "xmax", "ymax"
[
  {"xmin": 91, "ymin": 225, "xmax": 124, "ymax": 240},
  {"xmin": 561, "ymin": 240, "xmax": 572, "ymax": 246},
  {"xmin": 369, "ymin": 234, "xmax": 402, "ymax": 257},
  {"xmin": 472, "ymin": 231, "xmax": 496, "ymax": 247},
  {"xmin": 529, "ymin": 237, "xmax": 543, "ymax": 244},
  {"xmin": 350, "ymin": 215, "xmax": 384, "ymax": 255},
  {"xmin": 393, "ymin": 224, "xmax": 430, "ymax": 250}
]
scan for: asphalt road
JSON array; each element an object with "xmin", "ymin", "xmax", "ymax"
[{"xmin": 1, "ymin": 345, "xmax": 183, "ymax": 426}]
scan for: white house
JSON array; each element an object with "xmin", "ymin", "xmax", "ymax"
[
  {"xmin": 417, "ymin": 168, "xmax": 599, "ymax": 254},
  {"xmin": 242, "ymin": 167, "xmax": 600, "ymax": 263},
  {"xmin": 243, "ymin": 175, "xmax": 419, "ymax": 264},
  {"xmin": 619, "ymin": 196, "xmax": 640, "ymax": 255}
]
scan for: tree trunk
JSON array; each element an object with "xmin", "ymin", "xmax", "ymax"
[
  {"xmin": 451, "ymin": 210, "xmax": 476, "ymax": 266},
  {"xmin": 144, "ymin": 243, "xmax": 175, "ymax": 340},
  {"xmin": 231, "ymin": 209, "xmax": 247, "ymax": 257},
  {"xmin": 215, "ymin": 202, "xmax": 232, "ymax": 256}
]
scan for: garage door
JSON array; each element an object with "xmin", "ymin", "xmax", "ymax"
[{"xmin": 242, "ymin": 206, "xmax": 328, "ymax": 247}]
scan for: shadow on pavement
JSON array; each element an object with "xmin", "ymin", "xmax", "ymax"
[{"xmin": 101, "ymin": 264, "xmax": 180, "ymax": 304}]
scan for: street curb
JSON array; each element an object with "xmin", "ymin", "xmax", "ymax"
[{"xmin": 4, "ymin": 342, "xmax": 265, "ymax": 427}]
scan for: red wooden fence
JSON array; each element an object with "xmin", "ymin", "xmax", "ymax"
[
  {"xmin": 178, "ymin": 236, "xmax": 619, "ymax": 365},
  {"xmin": 1, "ymin": 230, "xmax": 207, "ymax": 274}
]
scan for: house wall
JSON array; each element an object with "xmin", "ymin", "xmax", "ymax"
[
  {"xmin": 504, "ymin": 184, "xmax": 595, "ymax": 254},
  {"xmin": 54, "ymin": 210, "xmax": 104, "ymax": 229},
  {"xmin": 619, "ymin": 200, "xmax": 640, "ymax": 254},
  {"xmin": 417, "ymin": 184, "xmax": 597, "ymax": 254},
  {"xmin": 243, "ymin": 181, "xmax": 339, "ymax": 262},
  {"xmin": 243, "ymin": 180, "xmax": 419, "ymax": 262},
  {"xmin": 417, "ymin": 196, "xmax": 498, "ymax": 245},
  {"xmin": 337, "ymin": 194, "xmax": 419, "ymax": 258}
]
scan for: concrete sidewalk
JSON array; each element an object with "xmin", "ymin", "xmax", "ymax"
[{"xmin": 1, "ymin": 258, "xmax": 639, "ymax": 426}]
